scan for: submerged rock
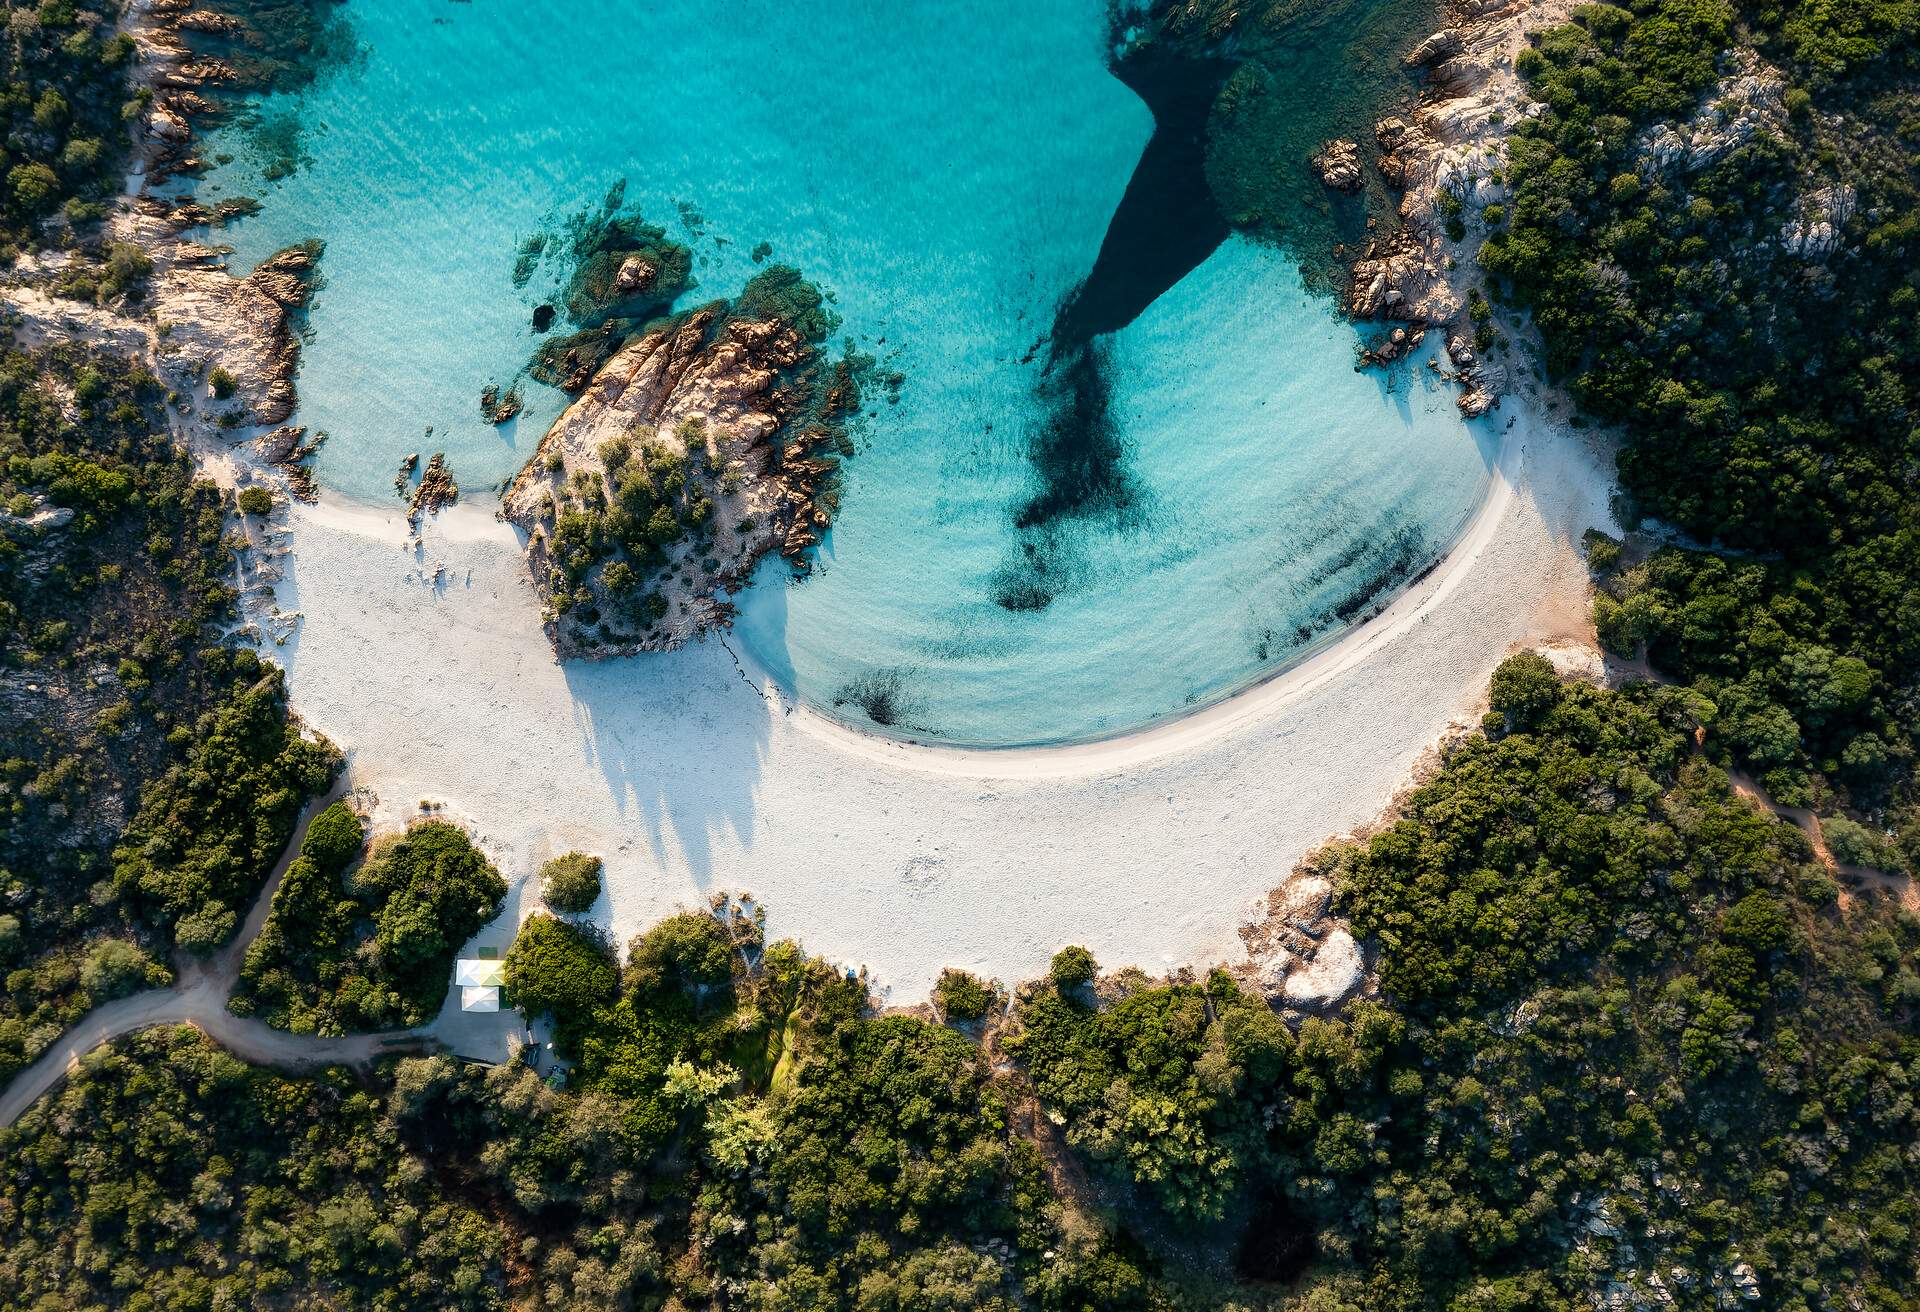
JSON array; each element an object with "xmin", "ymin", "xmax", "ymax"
[
  {"xmin": 1313, "ymin": 138, "xmax": 1364, "ymax": 192},
  {"xmin": 408, "ymin": 454, "xmax": 458, "ymax": 527},
  {"xmin": 479, "ymin": 383, "xmax": 523, "ymax": 425}
]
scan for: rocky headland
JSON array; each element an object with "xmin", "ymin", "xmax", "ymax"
[
  {"xmin": 115, "ymin": 1, "xmax": 329, "ymax": 460},
  {"xmin": 1336, "ymin": 0, "xmax": 1585, "ymax": 416},
  {"xmin": 502, "ymin": 266, "xmax": 865, "ymax": 657},
  {"xmin": 0, "ymin": 0, "xmax": 340, "ymax": 654}
]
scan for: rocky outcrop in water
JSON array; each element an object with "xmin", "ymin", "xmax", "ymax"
[
  {"xmin": 121, "ymin": 2, "xmax": 326, "ymax": 431},
  {"xmin": 502, "ymin": 268, "xmax": 865, "ymax": 657},
  {"xmin": 148, "ymin": 232, "xmax": 323, "ymax": 427},
  {"xmin": 408, "ymin": 454, "xmax": 458, "ymax": 529},
  {"xmin": 1313, "ymin": 138, "xmax": 1365, "ymax": 192},
  {"xmin": 479, "ymin": 383, "xmax": 522, "ymax": 424},
  {"xmin": 128, "ymin": 1, "xmax": 244, "ymax": 182},
  {"xmin": 253, "ymin": 424, "xmax": 326, "ymax": 502}
]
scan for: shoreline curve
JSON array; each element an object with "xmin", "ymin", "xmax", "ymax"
[{"xmin": 292, "ymin": 422, "xmax": 1523, "ymax": 781}]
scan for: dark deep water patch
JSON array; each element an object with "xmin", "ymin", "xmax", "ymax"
[
  {"xmin": 1014, "ymin": 338, "xmax": 1134, "ymax": 533},
  {"xmin": 831, "ymin": 666, "xmax": 926, "ymax": 731},
  {"xmin": 1046, "ymin": 43, "xmax": 1235, "ymax": 358},
  {"xmin": 999, "ymin": 0, "xmax": 1445, "ymax": 623},
  {"xmin": 998, "ymin": 40, "xmax": 1235, "ymax": 608}
]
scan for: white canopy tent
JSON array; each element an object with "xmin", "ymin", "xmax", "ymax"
[{"xmin": 455, "ymin": 958, "xmax": 506, "ymax": 987}]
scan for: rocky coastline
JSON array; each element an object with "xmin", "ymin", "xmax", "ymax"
[
  {"xmin": 0, "ymin": 0, "xmax": 341, "ymax": 653},
  {"xmin": 1330, "ymin": 0, "xmax": 1582, "ymax": 417},
  {"xmin": 113, "ymin": 1, "xmax": 329, "ymax": 471},
  {"xmin": 501, "ymin": 272, "xmax": 865, "ymax": 658}
]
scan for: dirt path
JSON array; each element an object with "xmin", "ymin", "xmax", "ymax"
[
  {"xmin": 1728, "ymin": 770, "xmax": 1917, "ymax": 911},
  {"xmin": 0, "ymin": 787, "xmax": 434, "ymax": 1130}
]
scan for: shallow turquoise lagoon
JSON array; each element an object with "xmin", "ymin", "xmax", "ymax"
[{"xmin": 199, "ymin": 0, "xmax": 1495, "ymax": 746}]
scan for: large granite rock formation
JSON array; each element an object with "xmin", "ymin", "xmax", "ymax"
[{"xmin": 502, "ymin": 270, "xmax": 863, "ymax": 657}]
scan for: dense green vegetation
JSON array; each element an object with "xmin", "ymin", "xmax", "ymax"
[
  {"xmin": 0, "ymin": 0, "xmax": 138, "ymax": 257},
  {"xmin": 0, "ymin": 343, "xmax": 333, "ymax": 1078},
  {"xmin": 4, "ymin": 5, "xmax": 1919, "ymax": 1311},
  {"xmin": 110, "ymin": 669, "xmax": 337, "ymax": 953},
  {"xmin": 0, "ymin": 1027, "xmax": 503, "ymax": 1310},
  {"xmin": 933, "ymin": 966, "xmax": 997, "ymax": 1022},
  {"xmin": 1011, "ymin": 664, "xmax": 1920, "ymax": 1307},
  {"xmin": 1480, "ymin": 0, "xmax": 1919, "ymax": 848},
  {"xmin": 233, "ymin": 813, "xmax": 507, "ymax": 1033},
  {"xmin": 13, "ymin": 665, "xmax": 1915, "ymax": 1309}
]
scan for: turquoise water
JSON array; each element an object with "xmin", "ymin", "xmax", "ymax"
[{"xmin": 198, "ymin": 0, "xmax": 1494, "ymax": 746}]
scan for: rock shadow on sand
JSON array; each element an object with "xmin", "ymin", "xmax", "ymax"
[{"xmin": 556, "ymin": 584, "xmax": 783, "ymax": 888}]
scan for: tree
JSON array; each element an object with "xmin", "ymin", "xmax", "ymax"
[
  {"xmin": 375, "ymin": 888, "xmax": 446, "ymax": 969},
  {"xmin": 1489, "ymin": 650, "xmax": 1563, "ymax": 728},
  {"xmin": 505, "ymin": 915, "xmax": 617, "ymax": 1031},
  {"xmin": 1050, "ymin": 944, "xmax": 1097, "ymax": 988},
  {"xmin": 80, "ymin": 939, "xmax": 155, "ymax": 1001},
  {"xmin": 301, "ymin": 802, "xmax": 364, "ymax": 875},
  {"xmin": 625, "ymin": 911, "xmax": 734, "ymax": 995},
  {"xmin": 540, "ymin": 851, "xmax": 602, "ymax": 914},
  {"xmin": 933, "ymin": 968, "xmax": 994, "ymax": 1021},
  {"xmin": 8, "ymin": 163, "xmax": 59, "ymax": 213}
]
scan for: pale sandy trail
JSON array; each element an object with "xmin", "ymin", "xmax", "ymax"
[
  {"xmin": 0, "ymin": 786, "xmax": 428, "ymax": 1131},
  {"xmin": 275, "ymin": 385, "xmax": 1620, "ymax": 1005}
]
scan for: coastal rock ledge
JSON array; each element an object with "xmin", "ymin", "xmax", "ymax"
[
  {"xmin": 1346, "ymin": 0, "xmax": 1584, "ymax": 415},
  {"xmin": 502, "ymin": 270, "xmax": 863, "ymax": 657}
]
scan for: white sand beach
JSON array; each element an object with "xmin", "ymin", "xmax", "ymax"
[{"xmin": 275, "ymin": 388, "xmax": 1616, "ymax": 1005}]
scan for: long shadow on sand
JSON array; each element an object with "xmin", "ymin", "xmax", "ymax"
[{"xmin": 556, "ymin": 583, "xmax": 786, "ymax": 889}]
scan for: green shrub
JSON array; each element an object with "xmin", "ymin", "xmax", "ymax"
[
  {"xmin": 505, "ymin": 915, "xmax": 618, "ymax": 1031},
  {"xmin": 208, "ymin": 367, "xmax": 238, "ymax": 399},
  {"xmin": 235, "ymin": 820, "xmax": 503, "ymax": 1033},
  {"xmin": 626, "ymin": 911, "xmax": 734, "ymax": 995},
  {"xmin": 1824, "ymin": 816, "xmax": 1906, "ymax": 873},
  {"xmin": 172, "ymin": 905, "xmax": 237, "ymax": 956},
  {"xmin": 79, "ymin": 939, "xmax": 158, "ymax": 1001},
  {"xmin": 300, "ymin": 802, "xmax": 364, "ymax": 875},
  {"xmin": 540, "ymin": 850, "xmax": 603, "ymax": 913},
  {"xmin": 933, "ymin": 968, "xmax": 994, "ymax": 1021},
  {"xmin": 236, "ymin": 486, "xmax": 274, "ymax": 516},
  {"xmin": 1049, "ymin": 944, "xmax": 1097, "ymax": 989},
  {"xmin": 1489, "ymin": 650, "xmax": 1563, "ymax": 728}
]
